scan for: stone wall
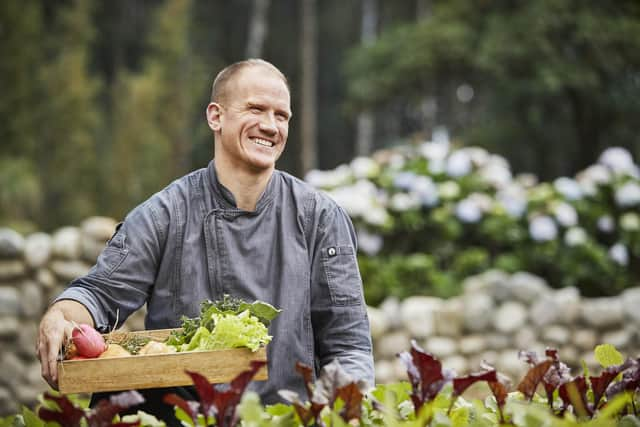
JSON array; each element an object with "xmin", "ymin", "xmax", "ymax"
[
  {"xmin": 0, "ymin": 218, "xmax": 147, "ymax": 416},
  {"xmin": 369, "ymin": 270, "xmax": 640, "ymax": 384},
  {"xmin": 1, "ymin": 220, "xmax": 639, "ymax": 415}
]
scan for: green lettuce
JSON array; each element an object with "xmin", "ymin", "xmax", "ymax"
[
  {"xmin": 199, "ymin": 310, "xmax": 271, "ymax": 352},
  {"xmin": 167, "ymin": 295, "xmax": 280, "ymax": 352}
]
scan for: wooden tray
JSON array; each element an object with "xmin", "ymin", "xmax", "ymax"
[{"xmin": 57, "ymin": 329, "xmax": 268, "ymax": 394}]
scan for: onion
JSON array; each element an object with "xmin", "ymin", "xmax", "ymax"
[
  {"xmin": 98, "ymin": 343, "xmax": 131, "ymax": 358},
  {"xmin": 72, "ymin": 324, "xmax": 107, "ymax": 358}
]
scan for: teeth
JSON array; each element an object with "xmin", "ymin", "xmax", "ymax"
[{"xmin": 252, "ymin": 138, "xmax": 274, "ymax": 147}]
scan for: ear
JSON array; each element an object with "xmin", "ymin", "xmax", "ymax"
[{"xmin": 206, "ymin": 102, "xmax": 223, "ymax": 132}]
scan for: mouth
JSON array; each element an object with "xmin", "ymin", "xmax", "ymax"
[{"xmin": 250, "ymin": 137, "xmax": 275, "ymax": 148}]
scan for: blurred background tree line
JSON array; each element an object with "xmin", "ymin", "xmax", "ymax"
[{"xmin": 1, "ymin": 0, "xmax": 639, "ymax": 231}]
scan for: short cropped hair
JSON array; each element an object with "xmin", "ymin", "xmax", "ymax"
[{"xmin": 210, "ymin": 59, "xmax": 289, "ymax": 103}]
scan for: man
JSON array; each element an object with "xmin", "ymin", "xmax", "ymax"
[{"xmin": 37, "ymin": 59, "xmax": 374, "ymax": 420}]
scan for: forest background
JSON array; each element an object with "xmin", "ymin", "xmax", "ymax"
[{"xmin": 1, "ymin": 0, "xmax": 640, "ymax": 232}]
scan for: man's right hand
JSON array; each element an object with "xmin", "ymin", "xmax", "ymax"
[{"xmin": 37, "ymin": 301, "xmax": 93, "ymax": 389}]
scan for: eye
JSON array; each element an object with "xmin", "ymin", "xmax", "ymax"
[
  {"xmin": 276, "ymin": 112, "xmax": 290, "ymax": 122},
  {"xmin": 250, "ymin": 107, "xmax": 262, "ymax": 114}
]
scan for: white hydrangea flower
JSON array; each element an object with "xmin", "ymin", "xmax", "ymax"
[
  {"xmin": 390, "ymin": 192, "xmax": 420, "ymax": 212},
  {"xmin": 487, "ymin": 154, "xmax": 510, "ymax": 169},
  {"xmin": 354, "ymin": 179, "xmax": 379, "ymax": 196},
  {"xmin": 327, "ymin": 180, "xmax": 378, "ymax": 218},
  {"xmin": 393, "ymin": 171, "xmax": 417, "ymax": 191},
  {"xmin": 327, "ymin": 187, "xmax": 368, "ymax": 217},
  {"xmin": 410, "ymin": 176, "xmax": 439, "ymax": 207},
  {"xmin": 363, "ymin": 207, "xmax": 390, "ymax": 227},
  {"xmin": 552, "ymin": 202, "xmax": 578, "ymax": 227},
  {"xmin": 455, "ymin": 198, "xmax": 483, "ymax": 223},
  {"xmin": 350, "ymin": 157, "xmax": 380, "ymax": 179},
  {"xmin": 428, "ymin": 158, "xmax": 446, "ymax": 174},
  {"xmin": 356, "ymin": 228, "xmax": 383, "ymax": 256},
  {"xmin": 620, "ymin": 212, "xmax": 640, "ymax": 231},
  {"xmin": 599, "ymin": 147, "xmax": 637, "ymax": 176},
  {"xmin": 609, "ymin": 243, "xmax": 629, "ymax": 266},
  {"xmin": 597, "ymin": 215, "xmax": 615, "ymax": 233},
  {"xmin": 577, "ymin": 164, "xmax": 611, "ymax": 186},
  {"xmin": 304, "ymin": 169, "xmax": 329, "ymax": 188},
  {"xmin": 432, "ymin": 126, "xmax": 450, "ymax": 144},
  {"xmin": 497, "ymin": 185, "xmax": 527, "ymax": 218},
  {"xmin": 438, "ymin": 181, "xmax": 461, "ymax": 200},
  {"xmin": 478, "ymin": 160, "xmax": 512, "ymax": 189},
  {"xmin": 468, "ymin": 192, "xmax": 494, "ymax": 212},
  {"xmin": 461, "ymin": 146, "xmax": 489, "ymax": 168},
  {"xmin": 418, "ymin": 140, "xmax": 450, "ymax": 162},
  {"xmin": 446, "ymin": 150, "xmax": 472, "ymax": 177},
  {"xmin": 576, "ymin": 181, "xmax": 597, "ymax": 197},
  {"xmin": 564, "ymin": 227, "xmax": 587, "ymax": 246},
  {"xmin": 305, "ymin": 165, "xmax": 353, "ymax": 189},
  {"xmin": 553, "ymin": 177, "xmax": 583, "ymax": 201},
  {"xmin": 388, "ymin": 153, "xmax": 406, "ymax": 170},
  {"xmin": 615, "ymin": 181, "xmax": 640, "ymax": 207},
  {"xmin": 529, "ymin": 215, "xmax": 558, "ymax": 242},
  {"xmin": 515, "ymin": 173, "xmax": 538, "ymax": 188}
]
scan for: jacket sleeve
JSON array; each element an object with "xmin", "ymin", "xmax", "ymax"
[
  {"xmin": 53, "ymin": 198, "xmax": 168, "ymax": 332},
  {"xmin": 309, "ymin": 198, "xmax": 375, "ymax": 387}
]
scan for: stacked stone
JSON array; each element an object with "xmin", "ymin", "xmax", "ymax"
[
  {"xmin": 0, "ymin": 217, "xmax": 120, "ymax": 415},
  {"xmin": 369, "ymin": 270, "xmax": 640, "ymax": 384},
  {"xmin": 2, "ymin": 216, "xmax": 640, "ymax": 416}
]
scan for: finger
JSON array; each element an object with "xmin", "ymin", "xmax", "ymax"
[
  {"xmin": 39, "ymin": 328, "xmax": 61, "ymax": 387},
  {"xmin": 47, "ymin": 334, "xmax": 61, "ymax": 385},
  {"xmin": 38, "ymin": 328, "xmax": 49, "ymax": 379}
]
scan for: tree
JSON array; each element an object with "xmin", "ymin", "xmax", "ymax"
[
  {"xmin": 345, "ymin": 1, "xmax": 640, "ymax": 178},
  {"xmin": 355, "ymin": 0, "xmax": 378, "ymax": 156},
  {"xmin": 300, "ymin": 0, "xmax": 318, "ymax": 173},
  {"xmin": 107, "ymin": 0, "xmax": 208, "ymax": 218},
  {"xmin": 0, "ymin": 0, "xmax": 45, "ymax": 228},
  {"xmin": 37, "ymin": 0, "xmax": 102, "ymax": 229},
  {"xmin": 246, "ymin": 0, "xmax": 270, "ymax": 58}
]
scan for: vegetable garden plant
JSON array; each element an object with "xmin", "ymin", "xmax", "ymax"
[{"xmin": 4, "ymin": 342, "xmax": 639, "ymax": 427}]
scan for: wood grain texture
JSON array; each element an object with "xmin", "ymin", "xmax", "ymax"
[{"xmin": 58, "ymin": 329, "xmax": 268, "ymax": 394}]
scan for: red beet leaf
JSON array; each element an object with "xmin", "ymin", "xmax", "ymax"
[
  {"xmin": 606, "ymin": 359, "xmax": 640, "ymax": 399},
  {"xmin": 163, "ymin": 393, "xmax": 199, "ymax": 425},
  {"xmin": 398, "ymin": 340, "xmax": 454, "ymax": 412},
  {"xmin": 296, "ymin": 361, "xmax": 315, "ymax": 401},
  {"xmin": 87, "ymin": 391, "xmax": 145, "ymax": 427},
  {"xmin": 591, "ymin": 359, "xmax": 634, "ymax": 408},
  {"xmin": 453, "ymin": 369, "xmax": 498, "ymax": 397},
  {"xmin": 171, "ymin": 361, "xmax": 267, "ymax": 427},
  {"xmin": 336, "ymin": 382, "xmax": 364, "ymax": 422},
  {"xmin": 38, "ymin": 393, "xmax": 86, "ymax": 427},
  {"xmin": 559, "ymin": 376, "xmax": 592, "ymax": 417},
  {"xmin": 39, "ymin": 391, "xmax": 144, "ymax": 427},
  {"xmin": 516, "ymin": 359, "xmax": 554, "ymax": 401},
  {"xmin": 186, "ymin": 370, "xmax": 217, "ymax": 419}
]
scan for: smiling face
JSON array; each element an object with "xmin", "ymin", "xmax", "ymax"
[{"xmin": 207, "ymin": 65, "xmax": 292, "ymax": 176}]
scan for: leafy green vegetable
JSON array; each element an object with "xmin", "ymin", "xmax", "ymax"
[
  {"xmin": 594, "ymin": 344, "xmax": 624, "ymax": 369},
  {"xmin": 166, "ymin": 295, "xmax": 281, "ymax": 352}
]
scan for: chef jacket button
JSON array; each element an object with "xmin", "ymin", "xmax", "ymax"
[{"xmin": 328, "ymin": 247, "xmax": 337, "ymax": 257}]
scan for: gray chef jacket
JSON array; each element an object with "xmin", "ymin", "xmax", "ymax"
[{"xmin": 55, "ymin": 160, "xmax": 374, "ymax": 403}]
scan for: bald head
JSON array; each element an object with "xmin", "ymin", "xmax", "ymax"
[{"xmin": 210, "ymin": 59, "xmax": 289, "ymax": 104}]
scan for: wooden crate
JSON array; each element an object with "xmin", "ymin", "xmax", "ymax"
[{"xmin": 57, "ymin": 329, "xmax": 268, "ymax": 394}]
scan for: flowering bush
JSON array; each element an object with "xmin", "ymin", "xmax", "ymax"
[{"xmin": 306, "ymin": 142, "xmax": 640, "ymax": 304}]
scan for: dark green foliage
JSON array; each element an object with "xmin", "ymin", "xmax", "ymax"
[
  {"xmin": 345, "ymin": 0, "xmax": 640, "ymax": 179},
  {"xmin": 359, "ymin": 253, "xmax": 463, "ymax": 305}
]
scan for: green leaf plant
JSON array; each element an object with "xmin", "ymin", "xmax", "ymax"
[{"xmin": 14, "ymin": 344, "xmax": 640, "ymax": 427}]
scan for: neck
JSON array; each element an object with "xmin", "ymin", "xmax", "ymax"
[{"xmin": 213, "ymin": 158, "xmax": 273, "ymax": 211}]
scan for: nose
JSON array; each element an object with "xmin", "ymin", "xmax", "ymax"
[{"xmin": 259, "ymin": 113, "xmax": 278, "ymax": 136}]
